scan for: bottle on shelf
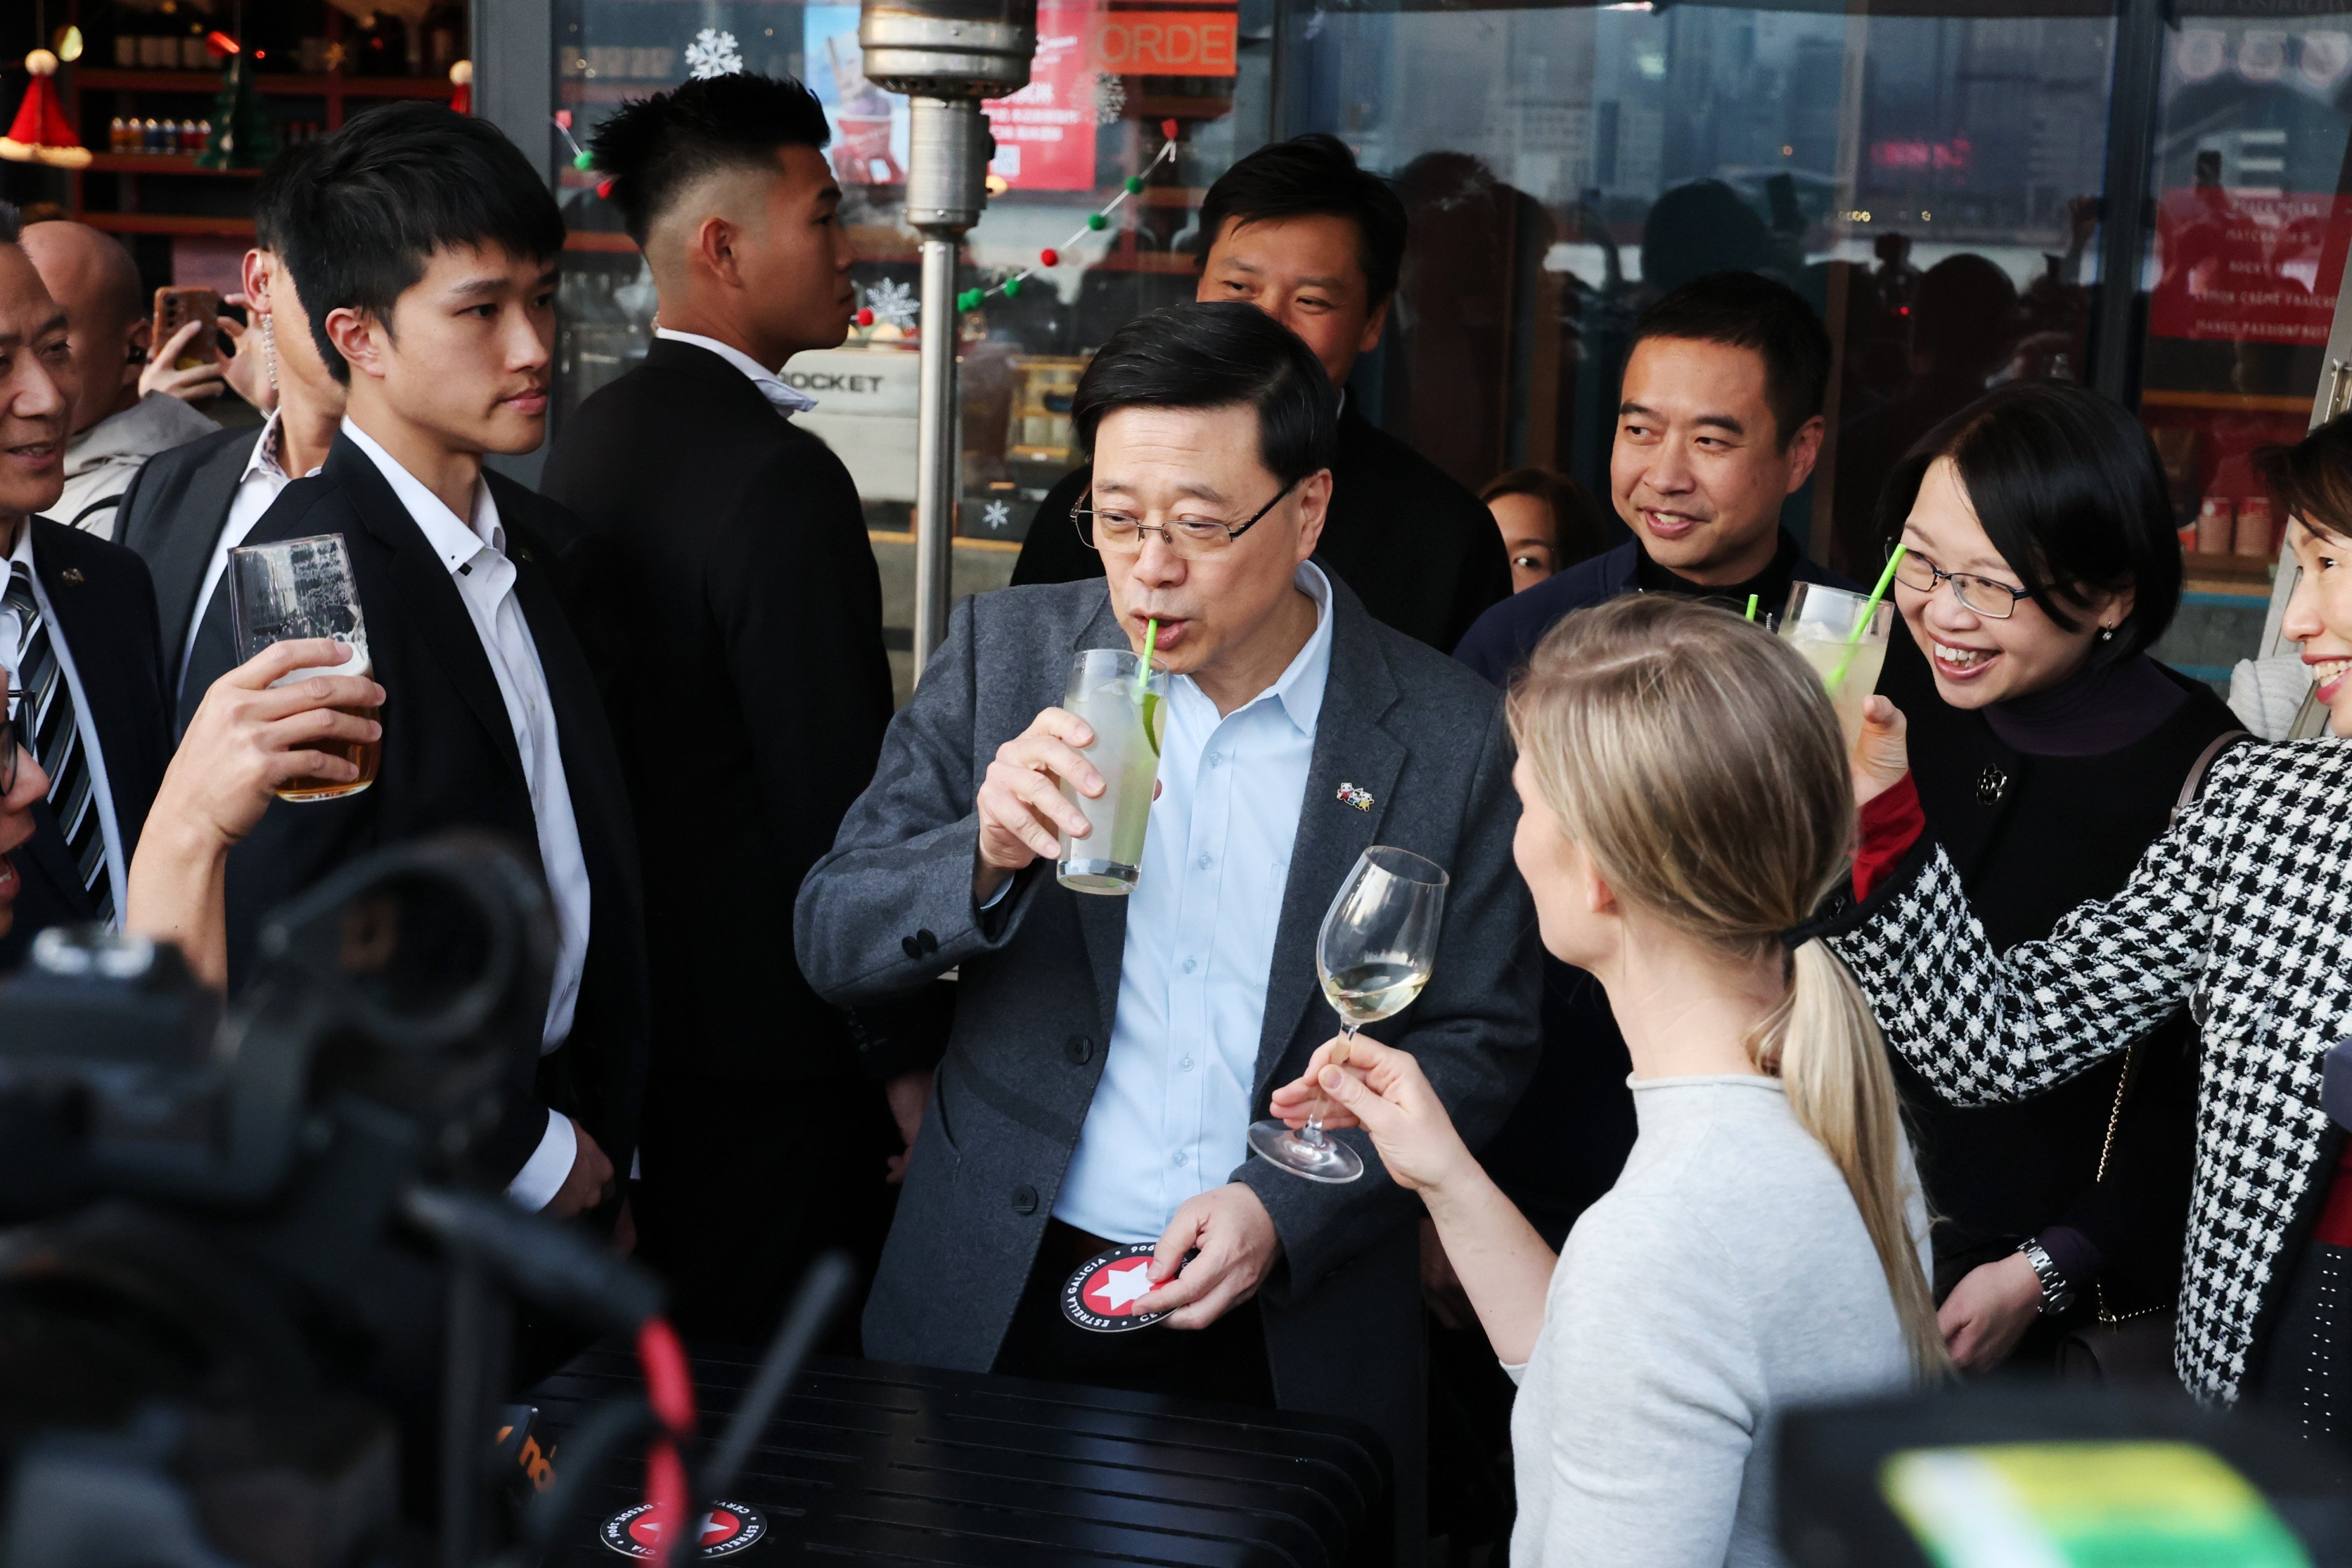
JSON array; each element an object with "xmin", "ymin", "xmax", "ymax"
[{"xmin": 108, "ymin": 117, "xmax": 128, "ymax": 153}]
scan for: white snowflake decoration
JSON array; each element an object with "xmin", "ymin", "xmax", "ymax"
[
  {"xmin": 863, "ymin": 277, "xmax": 918, "ymax": 331},
  {"xmin": 1092, "ymin": 71, "xmax": 1127, "ymax": 126},
  {"xmin": 982, "ymin": 500, "xmax": 1013, "ymax": 531},
  {"xmin": 685, "ymin": 28, "xmax": 744, "ymax": 79}
]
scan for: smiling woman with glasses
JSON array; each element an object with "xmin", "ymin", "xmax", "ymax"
[{"xmin": 1852, "ymin": 379, "xmax": 2243, "ymax": 1380}]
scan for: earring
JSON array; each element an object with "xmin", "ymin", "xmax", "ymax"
[
  {"xmin": 261, "ymin": 314, "xmax": 279, "ymax": 393},
  {"xmin": 2099, "ymin": 624, "xmax": 2115, "ymax": 642}
]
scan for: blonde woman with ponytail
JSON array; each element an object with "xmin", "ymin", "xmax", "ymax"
[{"xmin": 1271, "ymin": 594, "xmax": 1944, "ymax": 1568}]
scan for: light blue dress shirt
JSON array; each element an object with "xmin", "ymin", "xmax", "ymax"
[{"xmin": 1055, "ymin": 562, "xmax": 1335, "ymax": 1243}]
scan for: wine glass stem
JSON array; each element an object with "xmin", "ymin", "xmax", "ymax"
[{"xmin": 1301, "ymin": 1024, "xmax": 1356, "ymax": 1150}]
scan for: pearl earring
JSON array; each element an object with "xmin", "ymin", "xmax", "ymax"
[{"xmin": 261, "ymin": 314, "xmax": 279, "ymax": 393}]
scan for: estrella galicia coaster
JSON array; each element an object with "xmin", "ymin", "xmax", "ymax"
[
  {"xmin": 1063, "ymin": 1242, "xmax": 1183, "ymax": 1333},
  {"xmin": 600, "ymin": 1500, "xmax": 767, "ymax": 1558}
]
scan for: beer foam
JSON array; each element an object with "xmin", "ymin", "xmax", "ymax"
[{"xmin": 269, "ymin": 639, "xmax": 372, "ymax": 688}]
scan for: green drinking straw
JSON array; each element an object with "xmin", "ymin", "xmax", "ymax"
[
  {"xmin": 1136, "ymin": 617, "xmax": 1158, "ymax": 700},
  {"xmin": 1826, "ymin": 543, "xmax": 1907, "ymax": 694},
  {"xmin": 1744, "ymin": 593, "xmax": 1759, "ymax": 622}
]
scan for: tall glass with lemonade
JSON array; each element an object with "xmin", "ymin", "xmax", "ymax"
[
  {"xmin": 1778, "ymin": 581, "xmax": 1892, "ymax": 749},
  {"xmin": 1056, "ymin": 648, "xmax": 1168, "ymax": 894}
]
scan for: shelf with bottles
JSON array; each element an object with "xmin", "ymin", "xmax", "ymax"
[{"xmin": 74, "ymin": 69, "xmax": 451, "ymax": 98}]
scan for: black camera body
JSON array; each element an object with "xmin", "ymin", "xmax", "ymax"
[{"xmin": 0, "ymin": 836, "xmax": 624, "ymax": 1568}]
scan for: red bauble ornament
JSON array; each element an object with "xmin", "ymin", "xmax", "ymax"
[
  {"xmin": 596, "ymin": 177, "xmax": 615, "ymax": 199},
  {"xmin": 856, "ymin": 308, "xmax": 875, "ymax": 327},
  {"xmin": 1160, "ymin": 118, "xmax": 1180, "ymax": 141},
  {"xmin": 1039, "ymin": 248, "xmax": 1059, "ymax": 268}
]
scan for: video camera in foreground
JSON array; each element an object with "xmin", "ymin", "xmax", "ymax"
[{"xmin": 0, "ymin": 835, "xmax": 814, "ymax": 1568}]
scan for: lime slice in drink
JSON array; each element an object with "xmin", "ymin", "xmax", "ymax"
[{"xmin": 1141, "ymin": 692, "xmax": 1164, "ymax": 756}]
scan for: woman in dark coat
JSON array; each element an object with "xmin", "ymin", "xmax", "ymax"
[
  {"xmin": 1831, "ymin": 410, "xmax": 2352, "ymax": 1418},
  {"xmin": 1867, "ymin": 381, "xmax": 2239, "ymax": 1371}
]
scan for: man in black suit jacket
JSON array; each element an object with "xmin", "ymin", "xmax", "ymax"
[
  {"xmin": 542, "ymin": 74, "xmax": 914, "ymax": 1345},
  {"xmin": 179, "ymin": 105, "xmax": 648, "ymax": 1215},
  {"xmin": 0, "ymin": 216, "xmax": 173, "ymax": 974},
  {"xmin": 118, "ymin": 142, "xmax": 347, "ymax": 704},
  {"xmin": 1011, "ymin": 134, "xmax": 1511, "ymax": 651}
]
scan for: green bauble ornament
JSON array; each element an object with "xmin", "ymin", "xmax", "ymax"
[
  {"xmin": 573, "ymin": 150, "xmax": 594, "ymax": 171},
  {"xmin": 1003, "ymin": 276, "xmax": 1022, "ymax": 298},
  {"xmin": 1086, "ymin": 213, "xmax": 1107, "ymax": 231},
  {"xmin": 1124, "ymin": 176, "xmax": 1144, "ymax": 194}
]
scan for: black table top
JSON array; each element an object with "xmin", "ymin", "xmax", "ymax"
[{"xmin": 528, "ymin": 1347, "xmax": 1389, "ymax": 1567}]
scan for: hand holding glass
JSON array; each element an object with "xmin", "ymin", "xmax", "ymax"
[
  {"xmin": 228, "ymin": 534, "xmax": 380, "ymax": 802},
  {"xmin": 1056, "ymin": 648, "xmax": 1167, "ymax": 894},
  {"xmin": 1248, "ymin": 845, "xmax": 1447, "ymax": 1183},
  {"xmin": 1778, "ymin": 581, "xmax": 1891, "ymax": 750}
]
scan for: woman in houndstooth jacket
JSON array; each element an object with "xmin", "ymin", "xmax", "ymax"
[{"xmin": 1827, "ymin": 415, "xmax": 2352, "ymax": 1421}]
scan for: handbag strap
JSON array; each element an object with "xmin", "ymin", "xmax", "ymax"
[
  {"xmin": 2086, "ymin": 727, "xmax": 2248, "ymax": 1325},
  {"xmin": 2170, "ymin": 728, "xmax": 2251, "ymax": 829}
]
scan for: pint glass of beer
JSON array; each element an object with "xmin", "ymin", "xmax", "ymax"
[{"xmin": 229, "ymin": 534, "xmax": 379, "ymax": 802}]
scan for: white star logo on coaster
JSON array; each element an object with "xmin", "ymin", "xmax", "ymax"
[
  {"xmin": 1061, "ymin": 1242, "xmax": 1186, "ymax": 1333},
  {"xmin": 1090, "ymin": 1259, "xmax": 1155, "ymax": 1312}
]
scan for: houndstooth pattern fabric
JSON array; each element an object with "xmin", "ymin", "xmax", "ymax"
[{"xmin": 1829, "ymin": 737, "xmax": 2352, "ymax": 1405}]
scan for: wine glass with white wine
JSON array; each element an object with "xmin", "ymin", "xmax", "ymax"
[{"xmin": 1248, "ymin": 845, "xmax": 1448, "ymax": 1183}]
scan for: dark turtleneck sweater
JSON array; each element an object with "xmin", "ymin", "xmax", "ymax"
[{"xmin": 1630, "ymin": 527, "xmax": 1805, "ymax": 618}]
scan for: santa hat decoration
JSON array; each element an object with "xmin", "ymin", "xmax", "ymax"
[{"xmin": 0, "ymin": 50, "xmax": 91, "ymax": 169}]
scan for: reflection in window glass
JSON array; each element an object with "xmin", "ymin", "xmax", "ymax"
[
  {"xmin": 2136, "ymin": 10, "xmax": 2352, "ymax": 683},
  {"xmin": 1285, "ymin": 3, "xmax": 2116, "ymax": 579}
]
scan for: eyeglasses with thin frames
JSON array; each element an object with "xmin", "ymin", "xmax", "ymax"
[
  {"xmin": 1073, "ymin": 477, "xmax": 1300, "ymax": 558},
  {"xmin": 1888, "ymin": 542, "xmax": 2031, "ymax": 619}
]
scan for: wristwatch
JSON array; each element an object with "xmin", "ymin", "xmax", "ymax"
[{"xmin": 2017, "ymin": 1237, "xmax": 2076, "ymax": 1316}]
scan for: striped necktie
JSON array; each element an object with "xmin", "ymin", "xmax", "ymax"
[{"xmin": 5, "ymin": 561, "xmax": 113, "ymax": 923}]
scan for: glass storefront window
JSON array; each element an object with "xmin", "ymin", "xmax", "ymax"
[
  {"xmin": 2133, "ymin": 6, "xmax": 2352, "ymax": 683},
  {"xmin": 1283, "ymin": 2, "xmax": 2119, "ymax": 581},
  {"xmin": 538, "ymin": 0, "xmax": 2334, "ymax": 698}
]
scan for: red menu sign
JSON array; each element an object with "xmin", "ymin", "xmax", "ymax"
[
  {"xmin": 984, "ymin": 0, "xmax": 1097, "ymax": 192},
  {"xmin": 2148, "ymin": 184, "xmax": 2352, "ymax": 346}
]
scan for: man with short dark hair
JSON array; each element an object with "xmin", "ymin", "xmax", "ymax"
[
  {"xmin": 1011, "ymin": 133, "xmax": 1510, "ymax": 652},
  {"xmin": 1455, "ymin": 270, "xmax": 1848, "ymax": 685},
  {"xmin": 540, "ymin": 72, "xmax": 916, "ymax": 1345},
  {"xmin": 178, "ymin": 103, "xmax": 650, "ymax": 1223},
  {"xmin": 800, "ymin": 300, "xmax": 1538, "ymax": 1561},
  {"xmin": 119, "ymin": 140, "xmax": 350, "ymax": 704},
  {"xmin": 1453, "ymin": 269, "xmax": 1855, "ymax": 1249}
]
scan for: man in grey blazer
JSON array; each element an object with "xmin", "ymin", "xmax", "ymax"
[{"xmin": 797, "ymin": 302, "xmax": 1539, "ymax": 1559}]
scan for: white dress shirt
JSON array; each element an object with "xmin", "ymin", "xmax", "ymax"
[
  {"xmin": 180, "ymin": 412, "xmax": 326, "ymax": 693},
  {"xmin": 1054, "ymin": 563, "xmax": 1335, "ymax": 1243},
  {"xmin": 1, "ymin": 523, "xmax": 129, "ymax": 927},
  {"xmin": 652, "ymin": 327, "xmax": 818, "ymax": 415},
  {"xmin": 339, "ymin": 419, "xmax": 594, "ymax": 1210}
]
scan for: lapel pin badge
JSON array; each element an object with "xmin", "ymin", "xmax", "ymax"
[
  {"xmin": 59, "ymin": 568, "xmax": 84, "ymax": 586},
  {"xmin": 1337, "ymin": 782, "xmax": 1373, "ymax": 811}
]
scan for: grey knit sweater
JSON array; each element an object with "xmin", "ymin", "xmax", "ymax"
[{"xmin": 1505, "ymin": 1075, "xmax": 1919, "ymax": 1567}]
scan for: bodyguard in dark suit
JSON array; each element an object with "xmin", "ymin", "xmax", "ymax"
[
  {"xmin": 118, "ymin": 141, "xmax": 346, "ymax": 704},
  {"xmin": 798, "ymin": 304, "xmax": 1540, "ymax": 1562},
  {"xmin": 179, "ymin": 105, "xmax": 648, "ymax": 1214},
  {"xmin": 0, "ymin": 221, "xmax": 172, "ymax": 973},
  {"xmin": 541, "ymin": 74, "xmax": 908, "ymax": 1345},
  {"xmin": 1011, "ymin": 134, "xmax": 1511, "ymax": 653}
]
